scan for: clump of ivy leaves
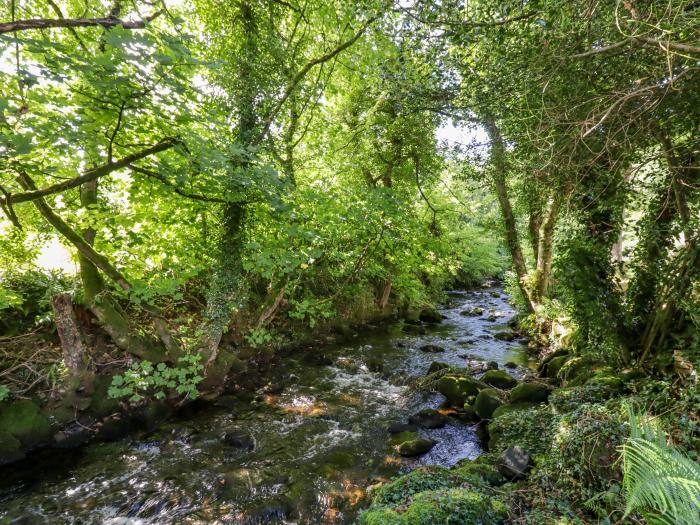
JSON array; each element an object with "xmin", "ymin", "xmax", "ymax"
[{"xmin": 107, "ymin": 353, "xmax": 204, "ymax": 403}]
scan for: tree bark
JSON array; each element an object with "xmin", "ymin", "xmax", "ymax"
[
  {"xmin": 50, "ymin": 292, "xmax": 89, "ymax": 385},
  {"xmin": 533, "ymin": 195, "xmax": 560, "ymax": 302},
  {"xmin": 481, "ymin": 114, "xmax": 535, "ymax": 313}
]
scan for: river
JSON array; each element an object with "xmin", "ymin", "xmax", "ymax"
[{"xmin": 0, "ymin": 285, "xmax": 530, "ymax": 524}]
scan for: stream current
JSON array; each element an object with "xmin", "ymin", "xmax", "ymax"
[{"xmin": 0, "ymin": 285, "xmax": 531, "ymax": 525}]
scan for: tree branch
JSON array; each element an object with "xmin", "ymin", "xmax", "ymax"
[
  {"xmin": 16, "ymin": 172, "xmax": 131, "ymax": 292},
  {"xmin": 0, "ymin": 11, "xmax": 162, "ymax": 35},
  {"xmin": 1, "ymin": 138, "xmax": 178, "ymax": 206},
  {"xmin": 128, "ymin": 165, "xmax": 229, "ymax": 204},
  {"xmin": 254, "ymin": 16, "xmax": 378, "ymax": 144}
]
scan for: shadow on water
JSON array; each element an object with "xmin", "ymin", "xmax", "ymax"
[{"xmin": 0, "ymin": 286, "xmax": 533, "ymax": 524}]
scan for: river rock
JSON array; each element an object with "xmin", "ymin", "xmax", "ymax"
[
  {"xmin": 497, "ymin": 446, "xmax": 532, "ymax": 479},
  {"xmin": 397, "ymin": 437, "xmax": 435, "ymax": 457},
  {"xmin": 428, "ymin": 361, "xmax": 450, "ymax": 374},
  {"xmin": 504, "ymin": 361, "xmax": 518, "ymax": 369},
  {"xmin": 491, "ymin": 402, "xmax": 537, "ymax": 419},
  {"xmin": 420, "ymin": 344, "xmax": 445, "ymax": 353},
  {"xmin": 387, "ymin": 421, "xmax": 418, "ymax": 433},
  {"xmin": 365, "ymin": 356, "xmax": 384, "ymax": 373},
  {"xmin": 545, "ymin": 355, "xmax": 568, "ymax": 380},
  {"xmin": 537, "ymin": 349, "xmax": 570, "ymax": 375},
  {"xmin": 482, "ymin": 370, "xmax": 518, "ymax": 389},
  {"xmin": 437, "ymin": 375, "xmax": 485, "ymax": 405},
  {"xmin": 0, "ymin": 430, "xmax": 25, "ymax": 465},
  {"xmin": 0, "ymin": 399, "xmax": 52, "ymax": 449},
  {"xmin": 419, "ymin": 308, "xmax": 443, "ymax": 324},
  {"xmin": 510, "ymin": 382, "xmax": 550, "ymax": 404},
  {"xmin": 494, "ymin": 330, "xmax": 518, "ymax": 341},
  {"xmin": 460, "ymin": 307, "xmax": 484, "ymax": 316},
  {"xmin": 403, "ymin": 324, "xmax": 426, "ymax": 335},
  {"xmin": 223, "ymin": 428, "xmax": 255, "ymax": 450},
  {"xmin": 486, "ymin": 361, "xmax": 499, "ymax": 370},
  {"xmin": 53, "ymin": 422, "xmax": 92, "ymax": 449},
  {"xmin": 474, "ymin": 389, "xmax": 503, "ymax": 419},
  {"xmin": 409, "ymin": 408, "xmax": 447, "ymax": 429}
]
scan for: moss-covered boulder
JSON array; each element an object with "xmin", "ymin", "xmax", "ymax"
[
  {"xmin": 509, "ymin": 382, "xmax": 549, "ymax": 404},
  {"xmin": 389, "ymin": 431, "xmax": 419, "ymax": 447},
  {"xmin": 370, "ymin": 466, "xmax": 467, "ymax": 506},
  {"xmin": 545, "ymin": 355, "xmax": 568, "ymax": 380},
  {"xmin": 586, "ymin": 373, "xmax": 625, "ymax": 393},
  {"xmin": 419, "ymin": 308, "xmax": 443, "ymax": 324},
  {"xmin": 537, "ymin": 349, "xmax": 570, "ymax": 375},
  {"xmin": 360, "ymin": 488, "xmax": 507, "ymax": 525},
  {"xmin": 397, "ymin": 438, "xmax": 435, "ymax": 457},
  {"xmin": 0, "ymin": 430, "xmax": 25, "ymax": 465},
  {"xmin": 482, "ymin": 370, "xmax": 517, "ymax": 389},
  {"xmin": 474, "ymin": 389, "xmax": 503, "ymax": 419},
  {"xmin": 454, "ymin": 461, "xmax": 506, "ymax": 487},
  {"xmin": 491, "ymin": 402, "xmax": 537, "ymax": 419},
  {"xmin": 428, "ymin": 361, "xmax": 449, "ymax": 374},
  {"xmin": 493, "ymin": 330, "xmax": 518, "ymax": 342},
  {"xmin": 409, "ymin": 408, "xmax": 447, "ymax": 429},
  {"xmin": 0, "ymin": 399, "xmax": 52, "ymax": 448},
  {"xmin": 462, "ymin": 403, "xmax": 477, "ymax": 420},
  {"xmin": 437, "ymin": 375, "xmax": 485, "ymax": 406},
  {"xmin": 89, "ymin": 374, "xmax": 122, "ymax": 418}
]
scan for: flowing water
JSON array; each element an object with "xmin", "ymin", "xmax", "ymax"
[{"xmin": 0, "ymin": 286, "xmax": 531, "ymax": 525}]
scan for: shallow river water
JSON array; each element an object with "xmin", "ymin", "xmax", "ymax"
[{"xmin": 0, "ymin": 286, "xmax": 530, "ymax": 525}]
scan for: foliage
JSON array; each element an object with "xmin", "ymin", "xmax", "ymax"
[
  {"xmin": 621, "ymin": 409, "xmax": 700, "ymax": 525},
  {"xmin": 107, "ymin": 354, "xmax": 204, "ymax": 403}
]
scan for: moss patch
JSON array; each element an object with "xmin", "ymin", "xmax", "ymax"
[
  {"xmin": 360, "ymin": 488, "xmax": 507, "ymax": 525},
  {"xmin": 0, "ymin": 399, "xmax": 51, "ymax": 448}
]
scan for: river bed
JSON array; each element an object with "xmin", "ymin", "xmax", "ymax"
[{"xmin": 0, "ymin": 286, "xmax": 531, "ymax": 524}]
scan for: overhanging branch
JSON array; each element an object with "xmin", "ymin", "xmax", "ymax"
[
  {"xmin": 0, "ymin": 12, "xmax": 163, "ymax": 35},
  {"xmin": 1, "ymin": 138, "xmax": 178, "ymax": 206}
]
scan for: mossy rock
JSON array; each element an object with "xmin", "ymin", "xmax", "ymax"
[
  {"xmin": 397, "ymin": 438, "xmax": 435, "ymax": 457},
  {"xmin": 586, "ymin": 374, "xmax": 625, "ymax": 393},
  {"xmin": 0, "ymin": 430, "xmax": 25, "ymax": 465},
  {"xmin": 491, "ymin": 402, "xmax": 537, "ymax": 419},
  {"xmin": 474, "ymin": 389, "xmax": 503, "ymax": 419},
  {"xmin": 389, "ymin": 431, "xmax": 419, "ymax": 447},
  {"xmin": 454, "ymin": 462, "xmax": 506, "ymax": 486},
  {"xmin": 0, "ymin": 399, "xmax": 52, "ymax": 448},
  {"xmin": 428, "ymin": 361, "xmax": 449, "ymax": 374},
  {"xmin": 360, "ymin": 488, "xmax": 507, "ymax": 525},
  {"xmin": 482, "ymin": 370, "xmax": 517, "ymax": 389},
  {"xmin": 89, "ymin": 374, "xmax": 122, "ymax": 418},
  {"xmin": 419, "ymin": 307, "xmax": 443, "ymax": 324},
  {"xmin": 558, "ymin": 356, "xmax": 603, "ymax": 385},
  {"xmin": 462, "ymin": 403, "xmax": 477, "ymax": 420},
  {"xmin": 546, "ymin": 355, "xmax": 568, "ymax": 380},
  {"xmin": 493, "ymin": 330, "xmax": 518, "ymax": 342},
  {"xmin": 509, "ymin": 382, "xmax": 549, "ymax": 404},
  {"xmin": 370, "ymin": 466, "xmax": 496, "ymax": 507},
  {"xmin": 538, "ymin": 348, "xmax": 570, "ymax": 370},
  {"xmin": 437, "ymin": 375, "xmax": 485, "ymax": 406}
]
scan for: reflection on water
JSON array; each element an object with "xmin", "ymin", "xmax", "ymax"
[{"xmin": 0, "ymin": 286, "xmax": 530, "ymax": 524}]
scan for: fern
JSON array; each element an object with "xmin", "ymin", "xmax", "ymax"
[{"xmin": 621, "ymin": 409, "xmax": 700, "ymax": 525}]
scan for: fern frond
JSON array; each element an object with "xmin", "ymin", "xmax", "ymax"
[{"xmin": 621, "ymin": 409, "xmax": 700, "ymax": 525}]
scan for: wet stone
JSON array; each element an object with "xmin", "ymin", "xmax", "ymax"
[
  {"xmin": 409, "ymin": 408, "xmax": 448, "ymax": 429},
  {"xmin": 420, "ymin": 344, "xmax": 445, "ymax": 353},
  {"xmin": 397, "ymin": 438, "xmax": 436, "ymax": 457},
  {"xmin": 222, "ymin": 428, "xmax": 255, "ymax": 450},
  {"xmin": 387, "ymin": 421, "xmax": 419, "ymax": 434}
]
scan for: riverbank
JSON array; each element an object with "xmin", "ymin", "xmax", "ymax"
[{"xmin": 357, "ymin": 344, "xmax": 673, "ymax": 524}]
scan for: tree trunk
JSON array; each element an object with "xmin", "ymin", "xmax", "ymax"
[
  {"xmin": 481, "ymin": 115, "xmax": 535, "ymax": 313},
  {"xmin": 51, "ymin": 292, "xmax": 90, "ymax": 386},
  {"xmin": 533, "ymin": 195, "xmax": 560, "ymax": 302}
]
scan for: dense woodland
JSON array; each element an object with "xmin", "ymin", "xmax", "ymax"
[{"xmin": 0, "ymin": 1, "xmax": 698, "ymax": 524}]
